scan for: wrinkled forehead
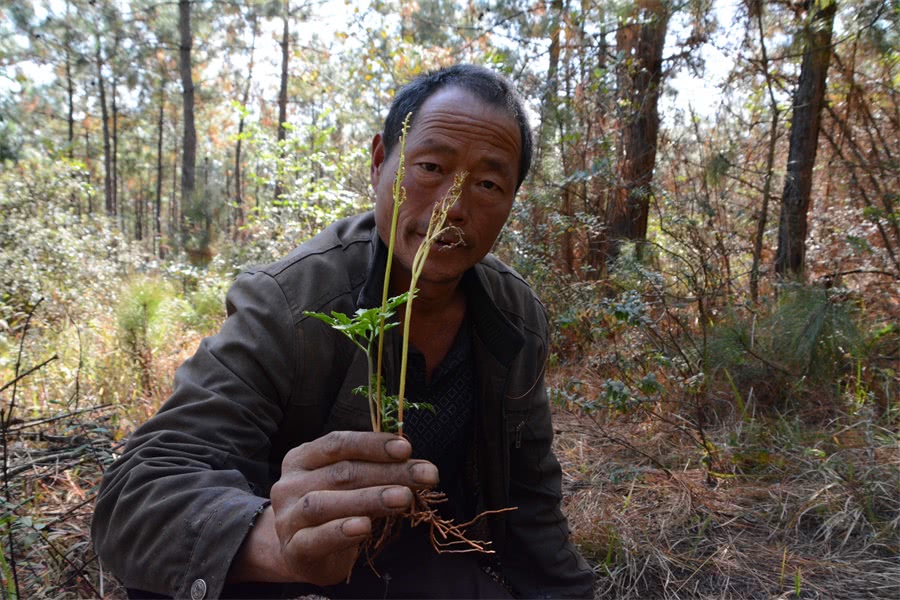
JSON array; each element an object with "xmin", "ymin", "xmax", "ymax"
[{"xmin": 394, "ymin": 86, "xmax": 522, "ymax": 158}]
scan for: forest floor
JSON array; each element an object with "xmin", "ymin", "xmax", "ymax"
[
  {"xmin": 1, "ymin": 368, "xmax": 898, "ymax": 599},
  {"xmin": 552, "ymin": 397, "xmax": 900, "ymax": 599}
]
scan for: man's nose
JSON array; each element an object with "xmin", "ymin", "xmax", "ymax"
[{"xmin": 443, "ymin": 178, "xmax": 469, "ymax": 223}]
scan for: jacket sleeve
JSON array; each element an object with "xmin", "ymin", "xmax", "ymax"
[
  {"xmin": 91, "ymin": 271, "xmax": 298, "ymax": 599},
  {"xmin": 501, "ymin": 312, "xmax": 596, "ymax": 598}
]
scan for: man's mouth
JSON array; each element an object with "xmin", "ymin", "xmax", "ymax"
[
  {"xmin": 437, "ymin": 226, "xmax": 466, "ymax": 249},
  {"xmin": 414, "ymin": 228, "xmax": 466, "ymax": 250}
]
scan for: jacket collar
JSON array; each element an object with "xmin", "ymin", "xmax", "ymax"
[{"xmin": 356, "ymin": 224, "xmax": 524, "ymax": 368}]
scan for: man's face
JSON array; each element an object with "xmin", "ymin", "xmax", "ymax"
[{"xmin": 370, "ymin": 86, "xmax": 522, "ymax": 287}]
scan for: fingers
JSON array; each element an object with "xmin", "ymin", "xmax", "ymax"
[
  {"xmin": 284, "ymin": 516, "xmax": 369, "ymax": 560},
  {"xmin": 274, "ymin": 486, "xmax": 414, "ymax": 586},
  {"xmin": 277, "ymin": 430, "xmax": 439, "ymax": 493},
  {"xmin": 285, "ymin": 458, "xmax": 438, "ymax": 494},
  {"xmin": 284, "ymin": 430, "xmax": 412, "ymax": 471},
  {"xmin": 278, "ymin": 486, "xmax": 412, "ymax": 536},
  {"xmin": 281, "ymin": 519, "xmax": 367, "ymax": 586}
]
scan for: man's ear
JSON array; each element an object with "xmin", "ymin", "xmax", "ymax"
[{"xmin": 370, "ymin": 133, "xmax": 385, "ymax": 187}]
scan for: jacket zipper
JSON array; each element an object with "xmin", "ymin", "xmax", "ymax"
[{"xmin": 514, "ymin": 420, "xmax": 525, "ymax": 448}]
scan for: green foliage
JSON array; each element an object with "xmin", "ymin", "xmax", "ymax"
[
  {"xmin": 0, "ymin": 158, "xmax": 146, "ymax": 326},
  {"xmin": 0, "ymin": 121, "xmax": 21, "ymax": 162},
  {"xmin": 304, "ymin": 294, "xmax": 410, "ymax": 432},
  {"xmin": 769, "ymin": 285, "xmax": 862, "ymax": 378},
  {"xmin": 357, "ymin": 381, "xmax": 434, "ymax": 434},
  {"xmin": 116, "ymin": 276, "xmax": 172, "ymax": 392},
  {"xmin": 304, "ymin": 296, "xmax": 408, "ymax": 356},
  {"xmin": 219, "ymin": 115, "xmax": 370, "ymax": 271},
  {"xmin": 116, "ymin": 277, "xmax": 170, "ymax": 349},
  {"xmin": 706, "ymin": 284, "xmax": 881, "ymax": 412},
  {"xmin": 182, "ymin": 279, "xmax": 228, "ymax": 333}
]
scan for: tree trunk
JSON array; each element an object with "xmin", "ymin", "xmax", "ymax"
[
  {"xmin": 65, "ymin": 44, "xmax": 74, "ymax": 159},
  {"xmin": 537, "ymin": 0, "xmax": 562, "ymax": 164},
  {"xmin": 112, "ymin": 78, "xmax": 120, "ymax": 222},
  {"xmin": 179, "ymin": 0, "xmax": 197, "ymax": 237},
  {"xmin": 584, "ymin": 0, "xmax": 610, "ymax": 280},
  {"xmin": 775, "ymin": 0, "xmax": 837, "ymax": 279},
  {"xmin": 155, "ymin": 78, "xmax": 165, "ymax": 258},
  {"xmin": 64, "ymin": 2, "xmax": 77, "ymax": 210},
  {"xmin": 135, "ymin": 172, "xmax": 144, "ymax": 242},
  {"xmin": 170, "ymin": 105, "xmax": 179, "ymax": 239},
  {"xmin": 235, "ymin": 117, "xmax": 246, "ymax": 226},
  {"xmin": 274, "ymin": 1, "xmax": 290, "ymax": 204},
  {"xmin": 750, "ymin": 4, "xmax": 781, "ymax": 302},
  {"xmin": 84, "ymin": 128, "xmax": 93, "ymax": 214},
  {"xmin": 547, "ymin": 0, "xmax": 577, "ymax": 275},
  {"xmin": 603, "ymin": 0, "xmax": 669, "ymax": 265},
  {"xmin": 235, "ymin": 14, "xmax": 258, "ymax": 233},
  {"xmin": 95, "ymin": 31, "xmax": 113, "ymax": 216}
]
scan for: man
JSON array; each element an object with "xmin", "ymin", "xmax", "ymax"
[{"xmin": 93, "ymin": 64, "xmax": 595, "ymax": 599}]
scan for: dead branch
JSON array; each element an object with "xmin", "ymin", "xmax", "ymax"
[
  {"xmin": 5, "ymin": 446, "xmax": 91, "ymax": 479},
  {"xmin": 0, "ymin": 354, "xmax": 59, "ymax": 396},
  {"xmin": 4, "ymin": 404, "xmax": 114, "ymax": 436}
]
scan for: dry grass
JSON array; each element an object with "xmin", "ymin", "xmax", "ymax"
[
  {"xmin": 0, "ymin": 305, "xmax": 202, "ymax": 599},
  {"xmin": 553, "ymin": 404, "xmax": 900, "ymax": 599},
  {"xmin": 1, "ymin": 401, "xmax": 127, "ymax": 599},
  {"xmin": 3, "ymin": 371, "xmax": 897, "ymax": 599},
  {"xmin": 3, "ymin": 379, "xmax": 897, "ymax": 600}
]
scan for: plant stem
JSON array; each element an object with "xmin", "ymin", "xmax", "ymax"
[
  {"xmin": 375, "ymin": 112, "xmax": 412, "ymax": 432},
  {"xmin": 397, "ymin": 172, "xmax": 467, "ymax": 436},
  {"xmin": 366, "ymin": 351, "xmax": 377, "ymax": 432}
]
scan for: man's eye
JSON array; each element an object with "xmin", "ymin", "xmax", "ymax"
[
  {"xmin": 480, "ymin": 180, "xmax": 499, "ymax": 191},
  {"xmin": 419, "ymin": 163, "xmax": 440, "ymax": 173}
]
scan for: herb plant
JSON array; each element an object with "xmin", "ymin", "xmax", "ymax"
[{"xmin": 304, "ymin": 112, "xmax": 464, "ymax": 434}]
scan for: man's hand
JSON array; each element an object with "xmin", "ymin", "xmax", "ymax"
[{"xmin": 229, "ymin": 431, "xmax": 438, "ymax": 586}]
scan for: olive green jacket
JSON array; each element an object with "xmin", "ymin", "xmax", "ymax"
[{"xmin": 92, "ymin": 212, "xmax": 594, "ymax": 599}]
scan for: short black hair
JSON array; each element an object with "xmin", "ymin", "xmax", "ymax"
[{"xmin": 381, "ymin": 64, "xmax": 533, "ymax": 191}]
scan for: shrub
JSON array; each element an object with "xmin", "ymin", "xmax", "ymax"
[
  {"xmin": 705, "ymin": 284, "xmax": 881, "ymax": 415},
  {"xmin": 116, "ymin": 277, "xmax": 173, "ymax": 395},
  {"xmin": 0, "ymin": 158, "xmax": 144, "ymax": 330}
]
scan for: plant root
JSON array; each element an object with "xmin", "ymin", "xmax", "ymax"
[{"xmin": 361, "ymin": 489, "xmax": 517, "ymax": 577}]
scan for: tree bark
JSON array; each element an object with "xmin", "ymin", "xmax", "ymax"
[
  {"xmin": 64, "ymin": 1, "xmax": 77, "ymax": 210},
  {"xmin": 541, "ymin": 0, "xmax": 576, "ymax": 275},
  {"xmin": 750, "ymin": 3, "xmax": 781, "ymax": 302},
  {"xmin": 170, "ymin": 105, "xmax": 179, "ymax": 240},
  {"xmin": 84, "ymin": 128, "xmax": 93, "ymax": 214},
  {"xmin": 537, "ymin": 0, "xmax": 562, "ymax": 164},
  {"xmin": 235, "ymin": 13, "xmax": 258, "ymax": 233},
  {"xmin": 556, "ymin": 1, "xmax": 578, "ymax": 276},
  {"xmin": 65, "ymin": 41, "xmax": 74, "ymax": 159},
  {"xmin": 112, "ymin": 77, "xmax": 119, "ymax": 222},
  {"xmin": 95, "ymin": 31, "xmax": 113, "ymax": 216},
  {"xmin": 775, "ymin": 0, "xmax": 837, "ymax": 278},
  {"xmin": 135, "ymin": 172, "xmax": 144, "ymax": 241},
  {"xmin": 584, "ymin": 0, "xmax": 610, "ymax": 279},
  {"xmin": 110, "ymin": 30, "xmax": 121, "ymax": 221},
  {"xmin": 155, "ymin": 76, "xmax": 165, "ymax": 258},
  {"xmin": 178, "ymin": 0, "xmax": 197, "ymax": 236},
  {"xmin": 604, "ymin": 0, "xmax": 669, "ymax": 265},
  {"xmin": 274, "ymin": 1, "xmax": 290, "ymax": 204}
]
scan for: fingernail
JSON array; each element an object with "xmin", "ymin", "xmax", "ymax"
[
  {"xmin": 381, "ymin": 487, "xmax": 412, "ymax": 508},
  {"xmin": 341, "ymin": 517, "xmax": 370, "ymax": 537},
  {"xmin": 385, "ymin": 438, "xmax": 410, "ymax": 459},
  {"xmin": 410, "ymin": 462, "xmax": 439, "ymax": 485}
]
